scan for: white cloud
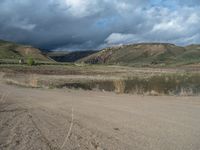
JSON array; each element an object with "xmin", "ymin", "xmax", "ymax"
[
  {"xmin": 152, "ymin": 20, "xmax": 184, "ymax": 33},
  {"xmin": 61, "ymin": 0, "xmax": 102, "ymax": 17},
  {"xmin": 105, "ymin": 33, "xmax": 142, "ymax": 45},
  {"xmin": 186, "ymin": 13, "xmax": 200, "ymax": 25}
]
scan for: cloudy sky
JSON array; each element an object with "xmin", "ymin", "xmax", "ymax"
[{"xmin": 0, "ymin": 0, "xmax": 200, "ymax": 50}]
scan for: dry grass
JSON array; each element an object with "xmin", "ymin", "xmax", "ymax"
[
  {"xmin": 1, "ymin": 65, "xmax": 200, "ymax": 96},
  {"xmin": 29, "ymin": 74, "xmax": 38, "ymax": 87},
  {"xmin": 114, "ymin": 80, "xmax": 125, "ymax": 94}
]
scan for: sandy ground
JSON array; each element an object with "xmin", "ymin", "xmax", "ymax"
[{"xmin": 0, "ymin": 84, "xmax": 200, "ymax": 150}]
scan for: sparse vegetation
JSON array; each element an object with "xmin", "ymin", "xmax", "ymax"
[
  {"xmin": 2, "ymin": 65, "xmax": 200, "ymax": 96},
  {"xmin": 27, "ymin": 57, "xmax": 36, "ymax": 66},
  {"xmin": 124, "ymin": 73, "xmax": 200, "ymax": 95}
]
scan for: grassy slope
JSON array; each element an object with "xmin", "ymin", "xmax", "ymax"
[
  {"xmin": 79, "ymin": 43, "xmax": 200, "ymax": 66},
  {"xmin": 0, "ymin": 40, "xmax": 49, "ymax": 61}
]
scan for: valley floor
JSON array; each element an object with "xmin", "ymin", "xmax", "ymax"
[{"xmin": 0, "ymin": 83, "xmax": 200, "ymax": 150}]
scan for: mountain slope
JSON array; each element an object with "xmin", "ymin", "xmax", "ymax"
[
  {"xmin": 0, "ymin": 40, "xmax": 49, "ymax": 61},
  {"xmin": 47, "ymin": 50, "xmax": 97, "ymax": 62},
  {"xmin": 180, "ymin": 44, "xmax": 200, "ymax": 60},
  {"xmin": 79, "ymin": 43, "xmax": 200, "ymax": 66}
]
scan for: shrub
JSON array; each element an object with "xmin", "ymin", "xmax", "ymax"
[{"xmin": 27, "ymin": 57, "xmax": 35, "ymax": 66}]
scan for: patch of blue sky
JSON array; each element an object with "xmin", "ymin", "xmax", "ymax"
[{"xmin": 150, "ymin": 0, "xmax": 178, "ymax": 10}]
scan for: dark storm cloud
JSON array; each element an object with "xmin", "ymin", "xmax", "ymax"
[{"xmin": 0, "ymin": 0, "xmax": 200, "ymax": 50}]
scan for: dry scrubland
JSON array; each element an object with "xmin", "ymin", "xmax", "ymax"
[{"xmin": 0, "ymin": 64, "xmax": 200, "ymax": 96}]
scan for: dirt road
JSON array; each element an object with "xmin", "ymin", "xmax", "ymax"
[{"xmin": 0, "ymin": 84, "xmax": 200, "ymax": 150}]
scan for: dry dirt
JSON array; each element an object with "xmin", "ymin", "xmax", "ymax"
[{"xmin": 0, "ymin": 83, "xmax": 200, "ymax": 150}]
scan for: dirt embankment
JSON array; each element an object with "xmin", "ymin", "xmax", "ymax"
[
  {"xmin": 1, "ymin": 71, "xmax": 200, "ymax": 96},
  {"xmin": 1, "ymin": 65, "xmax": 200, "ymax": 96}
]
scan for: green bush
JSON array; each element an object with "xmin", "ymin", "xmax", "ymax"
[{"xmin": 27, "ymin": 57, "xmax": 35, "ymax": 66}]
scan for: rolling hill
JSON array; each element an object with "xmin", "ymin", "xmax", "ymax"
[
  {"xmin": 1, "ymin": 40, "xmax": 200, "ymax": 66},
  {"xmin": 79, "ymin": 43, "xmax": 200, "ymax": 66},
  {"xmin": 0, "ymin": 40, "xmax": 50, "ymax": 61}
]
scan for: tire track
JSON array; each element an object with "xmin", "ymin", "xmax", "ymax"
[
  {"xmin": 60, "ymin": 107, "xmax": 74, "ymax": 150},
  {"xmin": 0, "ymin": 92, "xmax": 9, "ymax": 103},
  {"xmin": 27, "ymin": 112, "xmax": 59, "ymax": 150}
]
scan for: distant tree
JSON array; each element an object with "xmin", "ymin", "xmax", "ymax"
[{"xmin": 27, "ymin": 57, "xmax": 35, "ymax": 66}]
